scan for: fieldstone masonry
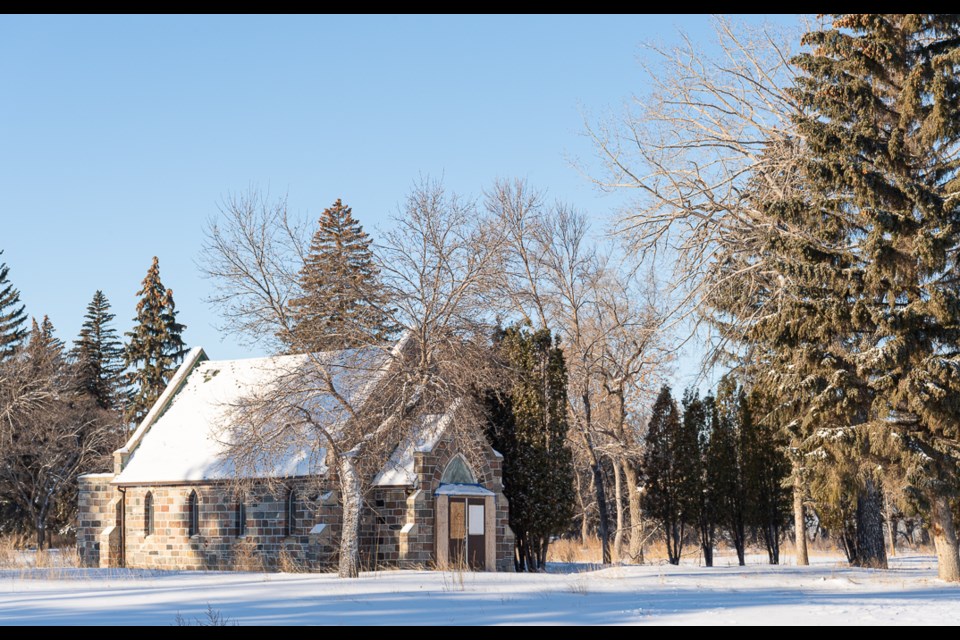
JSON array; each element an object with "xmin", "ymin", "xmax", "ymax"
[{"xmin": 78, "ymin": 433, "xmax": 514, "ymax": 572}]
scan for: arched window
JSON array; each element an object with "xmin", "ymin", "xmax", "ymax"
[
  {"xmin": 188, "ymin": 490, "xmax": 200, "ymax": 537},
  {"xmin": 235, "ymin": 493, "xmax": 247, "ymax": 537},
  {"xmin": 285, "ymin": 489, "xmax": 297, "ymax": 537},
  {"xmin": 441, "ymin": 455, "xmax": 476, "ymax": 485},
  {"xmin": 144, "ymin": 492, "xmax": 154, "ymax": 536}
]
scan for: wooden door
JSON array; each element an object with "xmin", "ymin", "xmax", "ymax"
[
  {"xmin": 449, "ymin": 498, "xmax": 467, "ymax": 567},
  {"xmin": 448, "ymin": 497, "xmax": 485, "ymax": 570}
]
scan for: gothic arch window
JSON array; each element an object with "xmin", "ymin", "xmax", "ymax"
[
  {"xmin": 441, "ymin": 455, "xmax": 477, "ymax": 485},
  {"xmin": 285, "ymin": 488, "xmax": 297, "ymax": 537},
  {"xmin": 188, "ymin": 490, "xmax": 200, "ymax": 537},
  {"xmin": 144, "ymin": 492, "xmax": 154, "ymax": 536},
  {"xmin": 235, "ymin": 493, "xmax": 247, "ymax": 537}
]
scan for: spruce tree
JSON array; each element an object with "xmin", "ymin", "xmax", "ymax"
[
  {"xmin": 125, "ymin": 257, "xmax": 187, "ymax": 425},
  {"xmin": 285, "ymin": 199, "xmax": 393, "ymax": 352},
  {"xmin": 641, "ymin": 385, "xmax": 698, "ymax": 565},
  {"xmin": 792, "ymin": 14, "xmax": 960, "ymax": 580},
  {"xmin": 486, "ymin": 324, "xmax": 575, "ymax": 572},
  {"xmin": 71, "ymin": 291, "xmax": 126, "ymax": 412},
  {"xmin": 0, "ymin": 251, "xmax": 27, "ymax": 360}
]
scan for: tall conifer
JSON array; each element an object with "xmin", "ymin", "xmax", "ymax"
[
  {"xmin": 486, "ymin": 324, "xmax": 575, "ymax": 571},
  {"xmin": 792, "ymin": 14, "xmax": 960, "ymax": 580},
  {"xmin": 125, "ymin": 257, "xmax": 186, "ymax": 425},
  {"xmin": 71, "ymin": 291, "xmax": 126, "ymax": 411},
  {"xmin": 642, "ymin": 386, "xmax": 698, "ymax": 565},
  {"xmin": 0, "ymin": 251, "xmax": 27, "ymax": 360},
  {"xmin": 285, "ymin": 199, "xmax": 393, "ymax": 352}
]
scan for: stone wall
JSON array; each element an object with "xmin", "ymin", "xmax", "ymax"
[
  {"xmin": 120, "ymin": 479, "xmax": 337, "ymax": 571},
  {"xmin": 78, "ymin": 436, "xmax": 514, "ymax": 572},
  {"xmin": 77, "ymin": 474, "xmax": 120, "ymax": 568}
]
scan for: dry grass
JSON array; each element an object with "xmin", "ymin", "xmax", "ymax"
[
  {"xmin": 277, "ymin": 548, "xmax": 308, "ymax": 573},
  {"xmin": 547, "ymin": 536, "xmax": 676, "ymax": 564},
  {"xmin": 546, "ymin": 534, "xmax": 930, "ymax": 566},
  {"xmin": 0, "ymin": 537, "xmax": 16, "ymax": 568},
  {"xmin": 231, "ymin": 540, "xmax": 265, "ymax": 572},
  {"xmin": 0, "ymin": 537, "xmax": 81, "ymax": 570},
  {"xmin": 174, "ymin": 604, "xmax": 237, "ymax": 626}
]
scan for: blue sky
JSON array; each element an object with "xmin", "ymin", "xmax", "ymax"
[{"xmin": 0, "ymin": 14, "xmax": 799, "ymax": 389}]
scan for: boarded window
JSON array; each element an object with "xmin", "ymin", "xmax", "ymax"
[{"xmin": 450, "ymin": 501, "xmax": 465, "ymax": 539}]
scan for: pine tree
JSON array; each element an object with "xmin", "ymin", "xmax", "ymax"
[
  {"xmin": 641, "ymin": 385, "xmax": 698, "ymax": 565},
  {"xmin": 486, "ymin": 324, "xmax": 575, "ymax": 572},
  {"xmin": 0, "ymin": 250, "xmax": 27, "ymax": 360},
  {"xmin": 285, "ymin": 199, "xmax": 393, "ymax": 352},
  {"xmin": 70, "ymin": 291, "xmax": 126, "ymax": 412},
  {"xmin": 792, "ymin": 14, "xmax": 960, "ymax": 580},
  {"xmin": 125, "ymin": 257, "xmax": 187, "ymax": 425}
]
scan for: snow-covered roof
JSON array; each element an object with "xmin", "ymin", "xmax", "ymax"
[
  {"xmin": 372, "ymin": 412, "xmax": 451, "ymax": 487},
  {"xmin": 434, "ymin": 483, "xmax": 495, "ymax": 497},
  {"xmin": 114, "ymin": 345, "xmax": 392, "ymax": 486}
]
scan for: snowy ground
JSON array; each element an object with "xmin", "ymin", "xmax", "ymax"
[{"xmin": 0, "ymin": 554, "xmax": 957, "ymax": 625}]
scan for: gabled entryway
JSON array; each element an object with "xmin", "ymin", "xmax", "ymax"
[{"xmin": 434, "ymin": 455, "xmax": 496, "ymax": 571}]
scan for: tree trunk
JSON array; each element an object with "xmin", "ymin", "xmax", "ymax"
[
  {"xmin": 337, "ymin": 455, "xmax": 362, "ymax": 578},
  {"xmin": 624, "ymin": 461, "xmax": 644, "ymax": 564},
  {"xmin": 764, "ymin": 518, "xmax": 781, "ymax": 565},
  {"xmin": 35, "ymin": 514, "xmax": 45, "ymax": 550},
  {"xmin": 575, "ymin": 471, "xmax": 590, "ymax": 543},
  {"xmin": 930, "ymin": 493, "xmax": 960, "ymax": 582},
  {"xmin": 793, "ymin": 479, "xmax": 809, "ymax": 566},
  {"xmin": 589, "ymin": 455, "xmax": 612, "ymax": 564},
  {"xmin": 666, "ymin": 517, "xmax": 682, "ymax": 565},
  {"xmin": 732, "ymin": 512, "xmax": 746, "ymax": 566},
  {"xmin": 613, "ymin": 460, "xmax": 624, "ymax": 561},
  {"xmin": 884, "ymin": 492, "xmax": 896, "ymax": 558},
  {"xmin": 854, "ymin": 479, "xmax": 888, "ymax": 569},
  {"xmin": 700, "ymin": 519, "xmax": 714, "ymax": 567},
  {"xmin": 579, "ymin": 391, "xmax": 611, "ymax": 564}
]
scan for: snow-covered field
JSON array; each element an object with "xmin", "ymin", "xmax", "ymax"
[{"xmin": 1, "ymin": 554, "xmax": 957, "ymax": 625}]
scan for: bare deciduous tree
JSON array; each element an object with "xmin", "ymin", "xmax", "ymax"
[
  {"xmin": 487, "ymin": 178, "xmax": 673, "ymax": 564},
  {"xmin": 584, "ymin": 17, "xmax": 818, "ymax": 565},
  {"xmin": 0, "ymin": 346, "xmax": 113, "ymax": 548},
  {"xmin": 200, "ymin": 180, "xmax": 504, "ymax": 577}
]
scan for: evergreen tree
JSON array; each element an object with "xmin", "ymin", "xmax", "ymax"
[
  {"xmin": 70, "ymin": 291, "xmax": 126, "ymax": 412},
  {"xmin": 486, "ymin": 324, "xmax": 576, "ymax": 572},
  {"xmin": 125, "ymin": 257, "xmax": 187, "ymax": 425},
  {"xmin": 683, "ymin": 388, "xmax": 713, "ymax": 566},
  {"xmin": 742, "ymin": 388, "xmax": 791, "ymax": 565},
  {"xmin": 710, "ymin": 376, "xmax": 749, "ymax": 566},
  {"xmin": 641, "ymin": 385, "xmax": 698, "ymax": 565},
  {"xmin": 25, "ymin": 315, "xmax": 64, "ymax": 365},
  {"xmin": 0, "ymin": 251, "xmax": 27, "ymax": 360},
  {"xmin": 285, "ymin": 199, "xmax": 393, "ymax": 352},
  {"xmin": 792, "ymin": 14, "xmax": 960, "ymax": 580}
]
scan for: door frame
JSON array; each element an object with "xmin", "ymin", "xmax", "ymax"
[{"xmin": 435, "ymin": 487, "xmax": 496, "ymax": 571}]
